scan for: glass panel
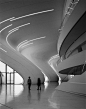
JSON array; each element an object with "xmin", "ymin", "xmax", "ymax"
[
  {"xmin": 7, "ymin": 65, "xmax": 13, "ymax": 73},
  {"xmin": 15, "ymin": 72, "xmax": 23, "ymax": 84},
  {"xmin": 0, "ymin": 61, "xmax": 5, "ymax": 72}
]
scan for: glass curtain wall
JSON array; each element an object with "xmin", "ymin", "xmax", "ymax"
[{"xmin": 0, "ymin": 61, "xmax": 23, "ymax": 84}]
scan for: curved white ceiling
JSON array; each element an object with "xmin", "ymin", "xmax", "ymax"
[{"xmin": 0, "ymin": 0, "xmax": 66, "ymax": 83}]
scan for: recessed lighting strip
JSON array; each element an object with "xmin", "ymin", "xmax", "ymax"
[
  {"xmin": 17, "ymin": 36, "xmax": 46, "ymax": 51},
  {"xmin": 6, "ymin": 22, "xmax": 30, "ymax": 51},
  {"xmin": 0, "ymin": 47, "xmax": 7, "ymax": 52},
  {"xmin": 17, "ymin": 40, "xmax": 28, "ymax": 47},
  {"xmin": 8, "ymin": 22, "xmax": 30, "ymax": 33},
  {"xmin": 0, "ymin": 24, "xmax": 12, "ymax": 33},
  {"xmin": 48, "ymin": 54, "xmax": 59, "ymax": 63},
  {"xmin": 21, "ymin": 42, "xmax": 33, "ymax": 49},
  {"xmin": 10, "ymin": 9, "xmax": 54, "ymax": 21},
  {"xmin": 0, "ymin": 17, "xmax": 15, "ymax": 24},
  {"xmin": 6, "ymin": 29, "xmax": 19, "ymax": 51}
]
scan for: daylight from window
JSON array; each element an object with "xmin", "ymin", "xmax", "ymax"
[{"xmin": 0, "ymin": 61, "xmax": 23, "ymax": 84}]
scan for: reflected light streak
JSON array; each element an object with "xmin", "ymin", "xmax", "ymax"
[
  {"xmin": 14, "ymin": 85, "xmax": 24, "ymax": 97},
  {"xmin": 48, "ymin": 61, "xmax": 61, "ymax": 85},
  {"xmin": 0, "ymin": 17, "xmax": 15, "ymax": 24},
  {"xmin": 48, "ymin": 99, "xmax": 58, "ymax": 109},
  {"xmin": 10, "ymin": 9, "xmax": 54, "ymax": 21},
  {"xmin": 8, "ymin": 22, "xmax": 30, "ymax": 33},
  {"xmin": 48, "ymin": 54, "xmax": 59, "ymax": 62},
  {"xmin": 42, "ymin": 72, "xmax": 49, "ymax": 82},
  {"xmin": 0, "ymin": 47, "xmax": 7, "ymax": 52},
  {"xmin": 0, "ymin": 24, "xmax": 12, "ymax": 33},
  {"xmin": 44, "ymin": 82, "xmax": 49, "ymax": 91},
  {"xmin": 0, "ymin": 85, "xmax": 24, "ymax": 107},
  {"xmin": 17, "ymin": 36, "xmax": 46, "ymax": 51}
]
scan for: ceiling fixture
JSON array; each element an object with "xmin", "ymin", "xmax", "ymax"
[{"xmin": 10, "ymin": 9, "xmax": 54, "ymax": 21}]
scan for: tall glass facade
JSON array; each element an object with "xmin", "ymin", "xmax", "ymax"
[{"xmin": 0, "ymin": 61, "xmax": 23, "ymax": 84}]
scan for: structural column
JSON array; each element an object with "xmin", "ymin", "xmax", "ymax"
[
  {"xmin": 13, "ymin": 70, "xmax": 15, "ymax": 84},
  {"xmin": 5, "ymin": 64, "xmax": 7, "ymax": 84}
]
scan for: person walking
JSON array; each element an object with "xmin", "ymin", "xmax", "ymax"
[
  {"xmin": 27, "ymin": 76, "xmax": 32, "ymax": 90},
  {"xmin": 0, "ymin": 71, "xmax": 3, "ymax": 85},
  {"xmin": 37, "ymin": 78, "xmax": 41, "ymax": 90}
]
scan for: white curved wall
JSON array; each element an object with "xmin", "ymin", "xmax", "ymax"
[
  {"xmin": 56, "ymin": 71, "xmax": 86, "ymax": 95},
  {"xmin": 21, "ymin": 47, "xmax": 58, "ymax": 82},
  {"xmin": 0, "ymin": 49, "xmax": 44, "ymax": 84},
  {"xmin": 48, "ymin": 56, "xmax": 71, "ymax": 81}
]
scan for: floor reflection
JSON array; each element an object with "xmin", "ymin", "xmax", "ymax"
[
  {"xmin": 48, "ymin": 89, "xmax": 86, "ymax": 109},
  {"xmin": 28, "ymin": 90, "xmax": 32, "ymax": 104},
  {"xmin": 0, "ymin": 84, "xmax": 24, "ymax": 108},
  {"xmin": 44, "ymin": 81, "xmax": 49, "ymax": 91},
  {"xmin": 0, "ymin": 82, "xmax": 85, "ymax": 109},
  {"xmin": 37, "ymin": 90, "xmax": 41, "ymax": 101}
]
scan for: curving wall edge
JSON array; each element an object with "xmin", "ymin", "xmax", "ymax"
[
  {"xmin": 57, "ymin": 50, "xmax": 86, "ymax": 72},
  {"xmin": 57, "ymin": 0, "xmax": 86, "ymax": 53}
]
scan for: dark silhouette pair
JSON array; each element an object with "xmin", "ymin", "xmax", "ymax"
[{"xmin": 27, "ymin": 77, "xmax": 41, "ymax": 90}]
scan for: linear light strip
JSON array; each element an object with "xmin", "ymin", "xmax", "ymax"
[
  {"xmin": 17, "ymin": 40, "xmax": 28, "ymax": 47},
  {"xmin": 48, "ymin": 54, "xmax": 59, "ymax": 63},
  {"xmin": 6, "ymin": 22, "xmax": 30, "ymax": 51},
  {"xmin": 0, "ymin": 47, "xmax": 7, "ymax": 52},
  {"xmin": 0, "ymin": 24, "xmax": 12, "ymax": 33},
  {"xmin": 6, "ymin": 29, "xmax": 19, "ymax": 51},
  {"xmin": 10, "ymin": 9, "xmax": 54, "ymax": 21},
  {"xmin": 0, "ymin": 17, "xmax": 15, "ymax": 24},
  {"xmin": 8, "ymin": 22, "xmax": 30, "ymax": 33},
  {"xmin": 17, "ymin": 36, "xmax": 46, "ymax": 50},
  {"xmin": 21, "ymin": 42, "xmax": 33, "ymax": 49}
]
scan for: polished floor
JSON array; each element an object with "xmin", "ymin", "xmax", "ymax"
[{"xmin": 0, "ymin": 82, "xmax": 86, "ymax": 109}]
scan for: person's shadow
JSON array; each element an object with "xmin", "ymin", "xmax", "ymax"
[
  {"xmin": 28, "ymin": 90, "xmax": 32, "ymax": 104},
  {"xmin": 0, "ymin": 85, "xmax": 2, "ymax": 94},
  {"xmin": 37, "ymin": 90, "xmax": 41, "ymax": 101}
]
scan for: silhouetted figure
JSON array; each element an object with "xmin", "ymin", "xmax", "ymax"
[
  {"xmin": 37, "ymin": 78, "xmax": 41, "ymax": 90},
  {"xmin": 27, "ymin": 77, "xmax": 32, "ymax": 90},
  {"xmin": 0, "ymin": 71, "xmax": 3, "ymax": 85}
]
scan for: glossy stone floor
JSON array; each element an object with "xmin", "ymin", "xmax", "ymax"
[{"xmin": 0, "ymin": 82, "xmax": 86, "ymax": 109}]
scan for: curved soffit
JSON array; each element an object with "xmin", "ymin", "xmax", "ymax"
[
  {"xmin": 0, "ymin": 0, "xmax": 66, "ymax": 82},
  {"xmin": 59, "ymin": 11, "xmax": 86, "ymax": 57}
]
